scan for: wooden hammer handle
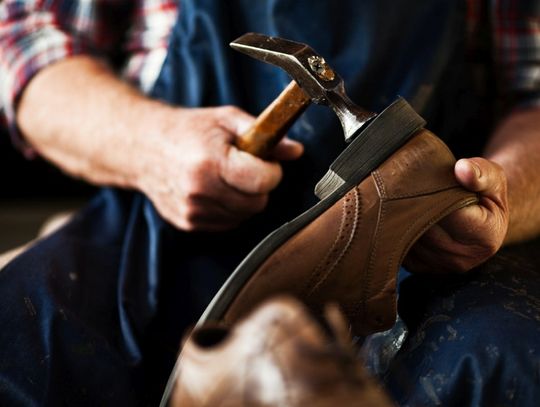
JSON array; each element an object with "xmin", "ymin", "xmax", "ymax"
[{"xmin": 236, "ymin": 81, "xmax": 311, "ymax": 158}]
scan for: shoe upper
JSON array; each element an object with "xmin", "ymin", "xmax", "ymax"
[{"xmin": 222, "ymin": 130, "xmax": 477, "ymax": 335}]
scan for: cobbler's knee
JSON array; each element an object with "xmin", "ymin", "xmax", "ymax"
[{"xmin": 381, "ymin": 269, "xmax": 540, "ymax": 406}]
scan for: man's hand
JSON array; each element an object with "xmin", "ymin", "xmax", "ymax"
[
  {"xmin": 16, "ymin": 57, "xmax": 303, "ymax": 232},
  {"xmin": 405, "ymin": 158, "xmax": 509, "ymax": 273},
  {"xmin": 134, "ymin": 105, "xmax": 303, "ymax": 231}
]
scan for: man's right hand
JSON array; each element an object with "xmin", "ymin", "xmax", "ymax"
[
  {"xmin": 16, "ymin": 57, "xmax": 303, "ymax": 232},
  {"xmin": 135, "ymin": 105, "xmax": 304, "ymax": 231}
]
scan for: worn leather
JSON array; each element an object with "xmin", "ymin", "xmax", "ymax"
[
  {"xmin": 223, "ymin": 130, "xmax": 478, "ymax": 335},
  {"xmin": 173, "ymin": 297, "xmax": 393, "ymax": 407}
]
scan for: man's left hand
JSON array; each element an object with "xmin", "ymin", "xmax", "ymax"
[{"xmin": 405, "ymin": 157, "xmax": 509, "ymax": 273}]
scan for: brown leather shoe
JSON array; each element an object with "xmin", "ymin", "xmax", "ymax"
[
  {"xmin": 199, "ymin": 99, "xmax": 477, "ymax": 336},
  {"xmin": 170, "ymin": 297, "xmax": 394, "ymax": 407}
]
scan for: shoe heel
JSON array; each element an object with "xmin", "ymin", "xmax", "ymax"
[{"xmin": 315, "ymin": 97, "xmax": 425, "ymax": 200}]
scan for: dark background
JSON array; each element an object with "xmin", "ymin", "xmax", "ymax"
[{"xmin": 0, "ymin": 126, "xmax": 93, "ymax": 252}]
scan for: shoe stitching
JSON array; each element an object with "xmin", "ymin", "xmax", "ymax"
[
  {"xmin": 302, "ymin": 195, "xmax": 349, "ymax": 294},
  {"xmin": 375, "ymin": 191, "xmax": 477, "ymax": 325},
  {"xmin": 357, "ymin": 172, "xmax": 386, "ymax": 320},
  {"xmin": 372, "ymin": 134, "xmax": 459, "ymax": 201},
  {"xmin": 305, "ymin": 187, "xmax": 362, "ymax": 297},
  {"xmin": 348, "ymin": 190, "xmax": 475, "ymax": 324},
  {"xmin": 372, "ymin": 170, "xmax": 387, "ymax": 198},
  {"xmin": 384, "ymin": 184, "xmax": 462, "ymax": 200},
  {"xmin": 308, "ymin": 187, "xmax": 360, "ymax": 296}
]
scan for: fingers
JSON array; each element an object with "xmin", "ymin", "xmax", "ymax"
[
  {"xmin": 268, "ymin": 137, "xmax": 304, "ymax": 161},
  {"xmin": 175, "ymin": 150, "xmax": 272, "ymax": 229},
  {"xmin": 405, "ymin": 223, "xmax": 496, "ymax": 274},
  {"xmin": 177, "ymin": 195, "xmax": 264, "ymax": 232},
  {"xmin": 150, "ymin": 184, "xmax": 269, "ymax": 232},
  {"xmin": 220, "ymin": 147, "xmax": 283, "ymax": 194},
  {"xmin": 216, "ymin": 105, "xmax": 256, "ymax": 136},
  {"xmin": 216, "ymin": 105, "xmax": 303, "ymax": 192},
  {"xmin": 193, "ymin": 182, "xmax": 269, "ymax": 220},
  {"xmin": 219, "ymin": 108, "xmax": 303, "ymax": 192},
  {"xmin": 158, "ymin": 201, "xmax": 241, "ymax": 232},
  {"xmin": 218, "ymin": 104, "xmax": 304, "ymax": 162},
  {"xmin": 454, "ymin": 158, "xmax": 507, "ymax": 209},
  {"xmin": 406, "ymin": 157, "xmax": 510, "ymax": 274},
  {"xmin": 443, "ymin": 158, "xmax": 509, "ymax": 250}
]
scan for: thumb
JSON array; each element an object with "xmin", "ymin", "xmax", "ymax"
[
  {"xmin": 454, "ymin": 158, "xmax": 507, "ymax": 209},
  {"xmin": 221, "ymin": 147, "xmax": 283, "ymax": 194}
]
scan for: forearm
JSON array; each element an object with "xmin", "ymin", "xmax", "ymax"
[
  {"xmin": 16, "ymin": 56, "xmax": 173, "ymax": 189},
  {"xmin": 484, "ymin": 107, "xmax": 540, "ymax": 244}
]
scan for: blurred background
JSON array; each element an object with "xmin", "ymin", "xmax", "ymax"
[{"xmin": 0, "ymin": 125, "xmax": 94, "ymax": 253}]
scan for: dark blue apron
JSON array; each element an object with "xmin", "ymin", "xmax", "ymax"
[{"xmin": 0, "ymin": 1, "xmax": 538, "ymax": 406}]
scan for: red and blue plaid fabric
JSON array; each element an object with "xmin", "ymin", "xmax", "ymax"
[
  {"xmin": 493, "ymin": 0, "xmax": 540, "ymax": 103},
  {"xmin": 467, "ymin": 0, "xmax": 540, "ymax": 105},
  {"xmin": 0, "ymin": 0, "xmax": 539, "ymax": 150},
  {"xmin": 0, "ymin": 0, "xmax": 177, "ymax": 153}
]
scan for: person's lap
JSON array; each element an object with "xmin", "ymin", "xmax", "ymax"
[
  {"xmin": 0, "ymin": 190, "xmax": 146, "ymax": 405},
  {"xmin": 364, "ymin": 242, "xmax": 540, "ymax": 406},
  {"xmin": 1, "ymin": 188, "xmax": 539, "ymax": 406},
  {"xmin": 0, "ymin": 188, "xmax": 263, "ymax": 405}
]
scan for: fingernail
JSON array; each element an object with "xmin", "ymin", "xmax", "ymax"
[
  {"xmin": 281, "ymin": 137, "xmax": 298, "ymax": 145},
  {"xmin": 284, "ymin": 137, "xmax": 304, "ymax": 150}
]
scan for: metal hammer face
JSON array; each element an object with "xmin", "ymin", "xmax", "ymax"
[{"xmin": 230, "ymin": 33, "xmax": 376, "ymax": 142}]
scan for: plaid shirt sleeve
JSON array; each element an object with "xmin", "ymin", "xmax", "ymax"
[
  {"xmin": 492, "ymin": 0, "xmax": 540, "ymax": 108},
  {"xmin": 123, "ymin": 0, "xmax": 178, "ymax": 94},
  {"xmin": 0, "ymin": 0, "xmax": 177, "ymax": 154}
]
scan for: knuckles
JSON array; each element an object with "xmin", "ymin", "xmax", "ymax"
[
  {"xmin": 219, "ymin": 105, "xmax": 239, "ymax": 115},
  {"xmin": 219, "ymin": 148, "xmax": 283, "ymax": 194},
  {"xmin": 218, "ymin": 105, "xmax": 244, "ymax": 118},
  {"xmin": 451, "ymin": 240, "xmax": 502, "ymax": 273}
]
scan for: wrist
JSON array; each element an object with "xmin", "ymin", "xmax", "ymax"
[{"xmin": 127, "ymin": 100, "xmax": 187, "ymax": 193}]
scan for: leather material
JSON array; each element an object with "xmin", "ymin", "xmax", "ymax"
[
  {"xmin": 173, "ymin": 297, "xmax": 393, "ymax": 407},
  {"xmin": 223, "ymin": 130, "xmax": 478, "ymax": 335}
]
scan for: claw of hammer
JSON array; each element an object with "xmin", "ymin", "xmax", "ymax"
[{"xmin": 231, "ymin": 33, "xmax": 377, "ymax": 146}]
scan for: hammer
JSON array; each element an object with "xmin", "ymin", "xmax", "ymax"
[
  {"xmin": 233, "ymin": 33, "xmax": 432, "ymax": 201},
  {"xmin": 234, "ymin": 33, "xmax": 378, "ymax": 157}
]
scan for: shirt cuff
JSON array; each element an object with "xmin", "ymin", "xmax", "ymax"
[{"xmin": 0, "ymin": 23, "xmax": 88, "ymax": 157}]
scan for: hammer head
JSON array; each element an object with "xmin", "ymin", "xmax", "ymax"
[
  {"xmin": 231, "ymin": 33, "xmax": 376, "ymax": 141},
  {"xmin": 230, "ymin": 33, "xmax": 339, "ymax": 105}
]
